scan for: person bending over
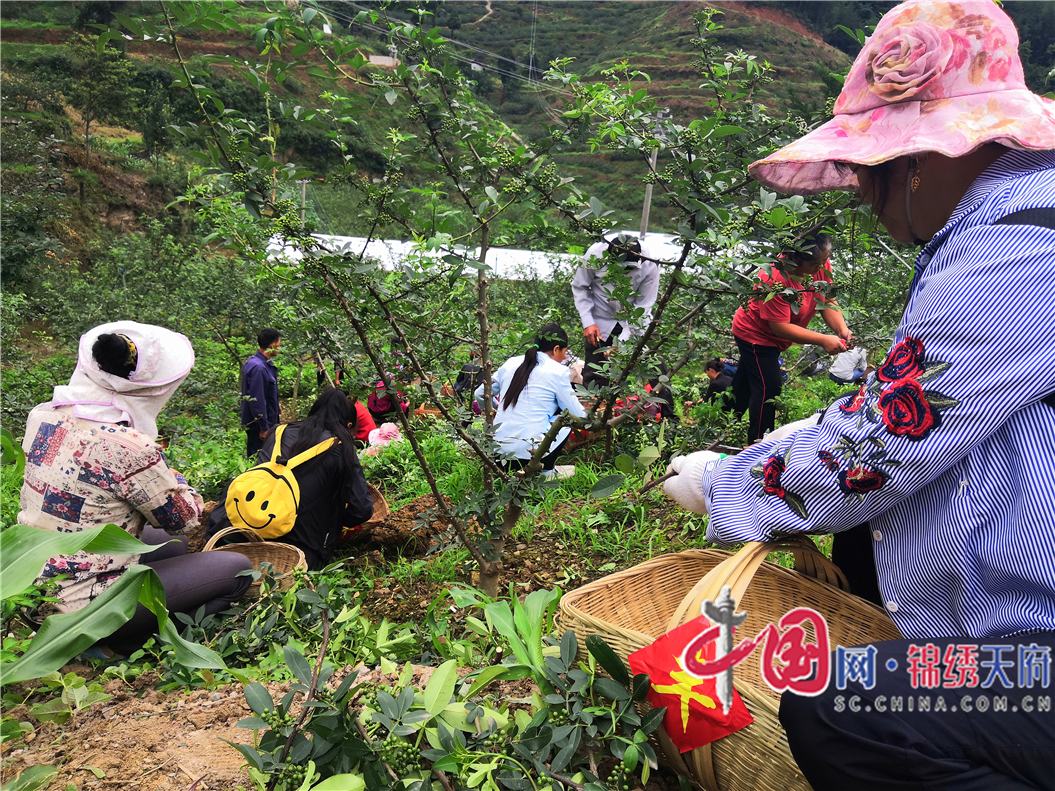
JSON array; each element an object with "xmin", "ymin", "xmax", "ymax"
[{"xmin": 730, "ymin": 230, "xmax": 851, "ymax": 442}]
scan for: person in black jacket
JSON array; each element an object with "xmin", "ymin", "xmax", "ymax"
[
  {"xmin": 209, "ymin": 388, "xmax": 373, "ymax": 569},
  {"xmin": 703, "ymin": 358, "xmax": 733, "ymax": 406},
  {"xmin": 453, "ymin": 350, "xmax": 482, "ymax": 402}
]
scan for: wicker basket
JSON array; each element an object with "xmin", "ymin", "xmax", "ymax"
[
  {"xmin": 341, "ymin": 484, "xmax": 389, "ymax": 543},
  {"xmin": 203, "ymin": 526, "xmax": 307, "ymax": 597},
  {"xmin": 365, "ymin": 484, "xmax": 389, "ymax": 524},
  {"xmin": 559, "ymin": 537, "xmax": 903, "ymax": 791}
]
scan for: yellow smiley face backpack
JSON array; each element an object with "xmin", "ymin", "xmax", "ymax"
[{"xmin": 224, "ymin": 425, "xmax": 335, "ymax": 539}]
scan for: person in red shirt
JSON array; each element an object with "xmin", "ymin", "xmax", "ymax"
[
  {"xmin": 352, "ymin": 399, "xmax": 375, "ymax": 448},
  {"xmin": 730, "ymin": 230, "xmax": 851, "ymax": 442}
]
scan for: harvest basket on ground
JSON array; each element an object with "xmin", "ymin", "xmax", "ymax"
[
  {"xmin": 203, "ymin": 526, "xmax": 307, "ymax": 597},
  {"xmin": 340, "ymin": 483, "xmax": 389, "ymax": 543},
  {"xmin": 559, "ymin": 537, "xmax": 903, "ymax": 791}
]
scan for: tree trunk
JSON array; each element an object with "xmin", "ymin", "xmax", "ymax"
[
  {"xmin": 85, "ymin": 118, "xmax": 91, "ymax": 158},
  {"xmin": 478, "ymin": 501, "xmax": 521, "ymax": 598}
]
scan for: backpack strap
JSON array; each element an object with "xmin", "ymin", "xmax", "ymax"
[
  {"xmin": 286, "ymin": 436, "xmax": 337, "ymax": 469},
  {"xmin": 993, "ymin": 208, "xmax": 1055, "ymax": 410},
  {"xmin": 992, "ymin": 207, "xmax": 1055, "ymax": 230},
  {"xmin": 270, "ymin": 424, "xmax": 287, "ymax": 464},
  {"xmin": 903, "ymin": 206, "xmax": 1055, "ymax": 412}
]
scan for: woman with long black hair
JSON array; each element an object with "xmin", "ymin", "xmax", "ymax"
[
  {"xmin": 476, "ymin": 324, "xmax": 587, "ymax": 473},
  {"xmin": 209, "ymin": 388, "xmax": 373, "ymax": 568}
]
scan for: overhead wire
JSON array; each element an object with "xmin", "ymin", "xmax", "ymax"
[{"xmin": 322, "ymin": 0, "xmax": 575, "ymax": 102}]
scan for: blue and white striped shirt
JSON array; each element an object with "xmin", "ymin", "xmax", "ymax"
[{"xmin": 703, "ymin": 149, "xmax": 1055, "ymax": 641}]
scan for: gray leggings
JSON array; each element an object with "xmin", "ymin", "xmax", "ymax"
[{"xmin": 104, "ymin": 526, "xmax": 252, "ymax": 655}]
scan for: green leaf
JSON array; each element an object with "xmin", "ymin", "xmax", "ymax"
[
  {"xmin": 925, "ymin": 392, "xmax": 960, "ymax": 411},
  {"xmin": 623, "ymin": 743, "xmax": 640, "ymax": 771},
  {"xmin": 640, "ymin": 706, "xmax": 666, "ymax": 734},
  {"xmin": 1, "ymin": 765, "xmax": 58, "ymax": 791},
  {"xmin": 484, "ymin": 602, "xmax": 531, "ymax": 668},
  {"xmin": 589, "ymin": 196, "xmax": 603, "ymax": 218},
  {"xmin": 284, "ymin": 646, "xmax": 314, "ymax": 686},
  {"xmin": 781, "ymin": 492, "xmax": 809, "ymax": 520},
  {"xmin": 310, "ymin": 774, "xmax": 366, "ymax": 791},
  {"xmin": 302, "ymin": 7, "xmax": 318, "ymax": 25},
  {"xmin": 1, "ymin": 524, "xmax": 152, "ymax": 600},
  {"xmin": 423, "ymin": 659, "xmax": 458, "ymax": 716},
  {"xmin": 559, "ymin": 630, "xmax": 577, "ymax": 668},
  {"xmin": 431, "ymin": 755, "xmax": 459, "ymax": 773},
  {"xmin": 2, "ymin": 563, "xmax": 223, "ymax": 685},
  {"xmin": 592, "ymin": 677, "xmax": 630, "ymax": 701},
  {"xmin": 385, "ymin": 90, "xmax": 398, "ymax": 105},
  {"xmin": 1, "ymin": 428, "xmax": 25, "ymax": 475},
  {"xmin": 711, "ymin": 125, "xmax": 747, "ymax": 138},
  {"xmin": 161, "ymin": 619, "xmax": 226, "ymax": 670},
  {"xmin": 245, "ymin": 683, "xmax": 275, "ymax": 716},
  {"xmin": 485, "ymin": 186, "xmax": 499, "ymax": 202},
  {"xmin": 462, "ymin": 665, "xmax": 509, "ymax": 699},
  {"xmin": 584, "ymin": 635, "xmax": 629, "ymax": 686},
  {"xmin": 631, "ymin": 672, "xmax": 650, "ymax": 701},
  {"xmin": 613, "ymin": 454, "xmax": 635, "ymax": 474},
  {"xmin": 590, "ymin": 474, "xmax": 624, "ymax": 499},
  {"xmin": 636, "ymin": 445, "xmax": 660, "ymax": 468}
]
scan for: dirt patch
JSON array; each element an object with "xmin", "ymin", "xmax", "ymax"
[
  {"xmin": 348, "ymin": 493, "xmax": 453, "ymax": 556},
  {"xmin": 720, "ymin": 1, "xmax": 823, "ymax": 42},
  {"xmin": 1, "ymin": 683, "xmax": 260, "ymax": 790}
]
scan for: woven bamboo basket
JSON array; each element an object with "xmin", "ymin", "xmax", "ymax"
[
  {"xmin": 203, "ymin": 526, "xmax": 307, "ymax": 597},
  {"xmin": 559, "ymin": 537, "xmax": 903, "ymax": 791},
  {"xmin": 365, "ymin": 484, "xmax": 389, "ymax": 524}
]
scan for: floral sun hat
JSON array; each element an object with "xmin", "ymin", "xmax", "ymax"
[{"xmin": 749, "ymin": 0, "xmax": 1055, "ymax": 196}]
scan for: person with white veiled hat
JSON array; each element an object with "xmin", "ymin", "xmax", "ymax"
[
  {"xmin": 662, "ymin": 1, "xmax": 1055, "ymax": 787},
  {"xmin": 20, "ymin": 321, "xmax": 252, "ymax": 655}
]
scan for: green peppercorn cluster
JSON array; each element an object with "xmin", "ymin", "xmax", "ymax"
[
  {"xmin": 606, "ymin": 761, "xmax": 635, "ymax": 791},
  {"xmin": 261, "ymin": 709, "xmax": 296, "ymax": 730},
  {"xmin": 533, "ymin": 163, "xmax": 560, "ymax": 193},
  {"xmin": 379, "ymin": 733, "xmax": 418, "ymax": 775},
  {"xmin": 273, "ymin": 762, "xmax": 308, "ymax": 791},
  {"xmin": 503, "ymin": 177, "xmax": 527, "ymax": 197},
  {"xmin": 231, "ymin": 171, "xmax": 254, "ymax": 191},
  {"xmin": 548, "ymin": 707, "xmax": 570, "ymax": 726}
]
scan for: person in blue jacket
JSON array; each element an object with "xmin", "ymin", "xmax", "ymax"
[{"xmin": 241, "ymin": 327, "xmax": 281, "ymax": 458}]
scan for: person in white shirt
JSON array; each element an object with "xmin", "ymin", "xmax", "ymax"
[
  {"xmin": 475, "ymin": 324, "xmax": 587, "ymax": 472},
  {"xmin": 571, "ymin": 236, "xmax": 661, "ymax": 388},
  {"xmin": 827, "ymin": 344, "xmax": 868, "ymax": 386}
]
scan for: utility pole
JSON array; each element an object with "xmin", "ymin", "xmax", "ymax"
[{"xmin": 639, "ymin": 107, "xmax": 671, "ymax": 239}]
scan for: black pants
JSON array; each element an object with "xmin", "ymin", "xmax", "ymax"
[
  {"xmin": 583, "ymin": 324, "xmax": 621, "ymax": 389},
  {"xmin": 832, "ymin": 523, "xmax": 884, "ymax": 607},
  {"xmin": 780, "ymin": 633, "xmax": 1055, "ymax": 790},
  {"xmin": 245, "ymin": 428, "xmax": 265, "ymax": 460},
  {"xmin": 105, "ymin": 526, "xmax": 253, "ymax": 655},
  {"xmin": 501, "ymin": 435, "xmax": 571, "ymax": 472},
  {"xmin": 731, "ymin": 338, "xmax": 783, "ymax": 443}
]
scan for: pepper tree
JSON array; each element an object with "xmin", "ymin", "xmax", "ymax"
[{"xmin": 103, "ymin": 2, "xmax": 861, "ymax": 597}]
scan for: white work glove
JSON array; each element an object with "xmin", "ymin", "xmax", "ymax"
[
  {"xmin": 663, "ymin": 451, "xmax": 727, "ymax": 514},
  {"xmin": 762, "ymin": 413, "xmax": 822, "ymax": 445}
]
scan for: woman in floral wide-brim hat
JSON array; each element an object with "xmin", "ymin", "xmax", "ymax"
[{"xmin": 663, "ymin": 1, "xmax": 1055, "ymax": 787}]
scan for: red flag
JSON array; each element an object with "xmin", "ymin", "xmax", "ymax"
[{"xmin": 628, "ymin": 615, "xmax": 754, "ymax": 752}]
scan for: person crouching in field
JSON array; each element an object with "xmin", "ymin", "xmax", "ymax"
[
  {"xmin": 21, "ymin": 322, "xmax": 253, "ymax": 656},
  {"xmin": 209, "ymin": 388, "xmax": 373, "ymax": 569},
  {"xmin": 477, "ymin": 324, "xmax": 586, "ymax": 475}
]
